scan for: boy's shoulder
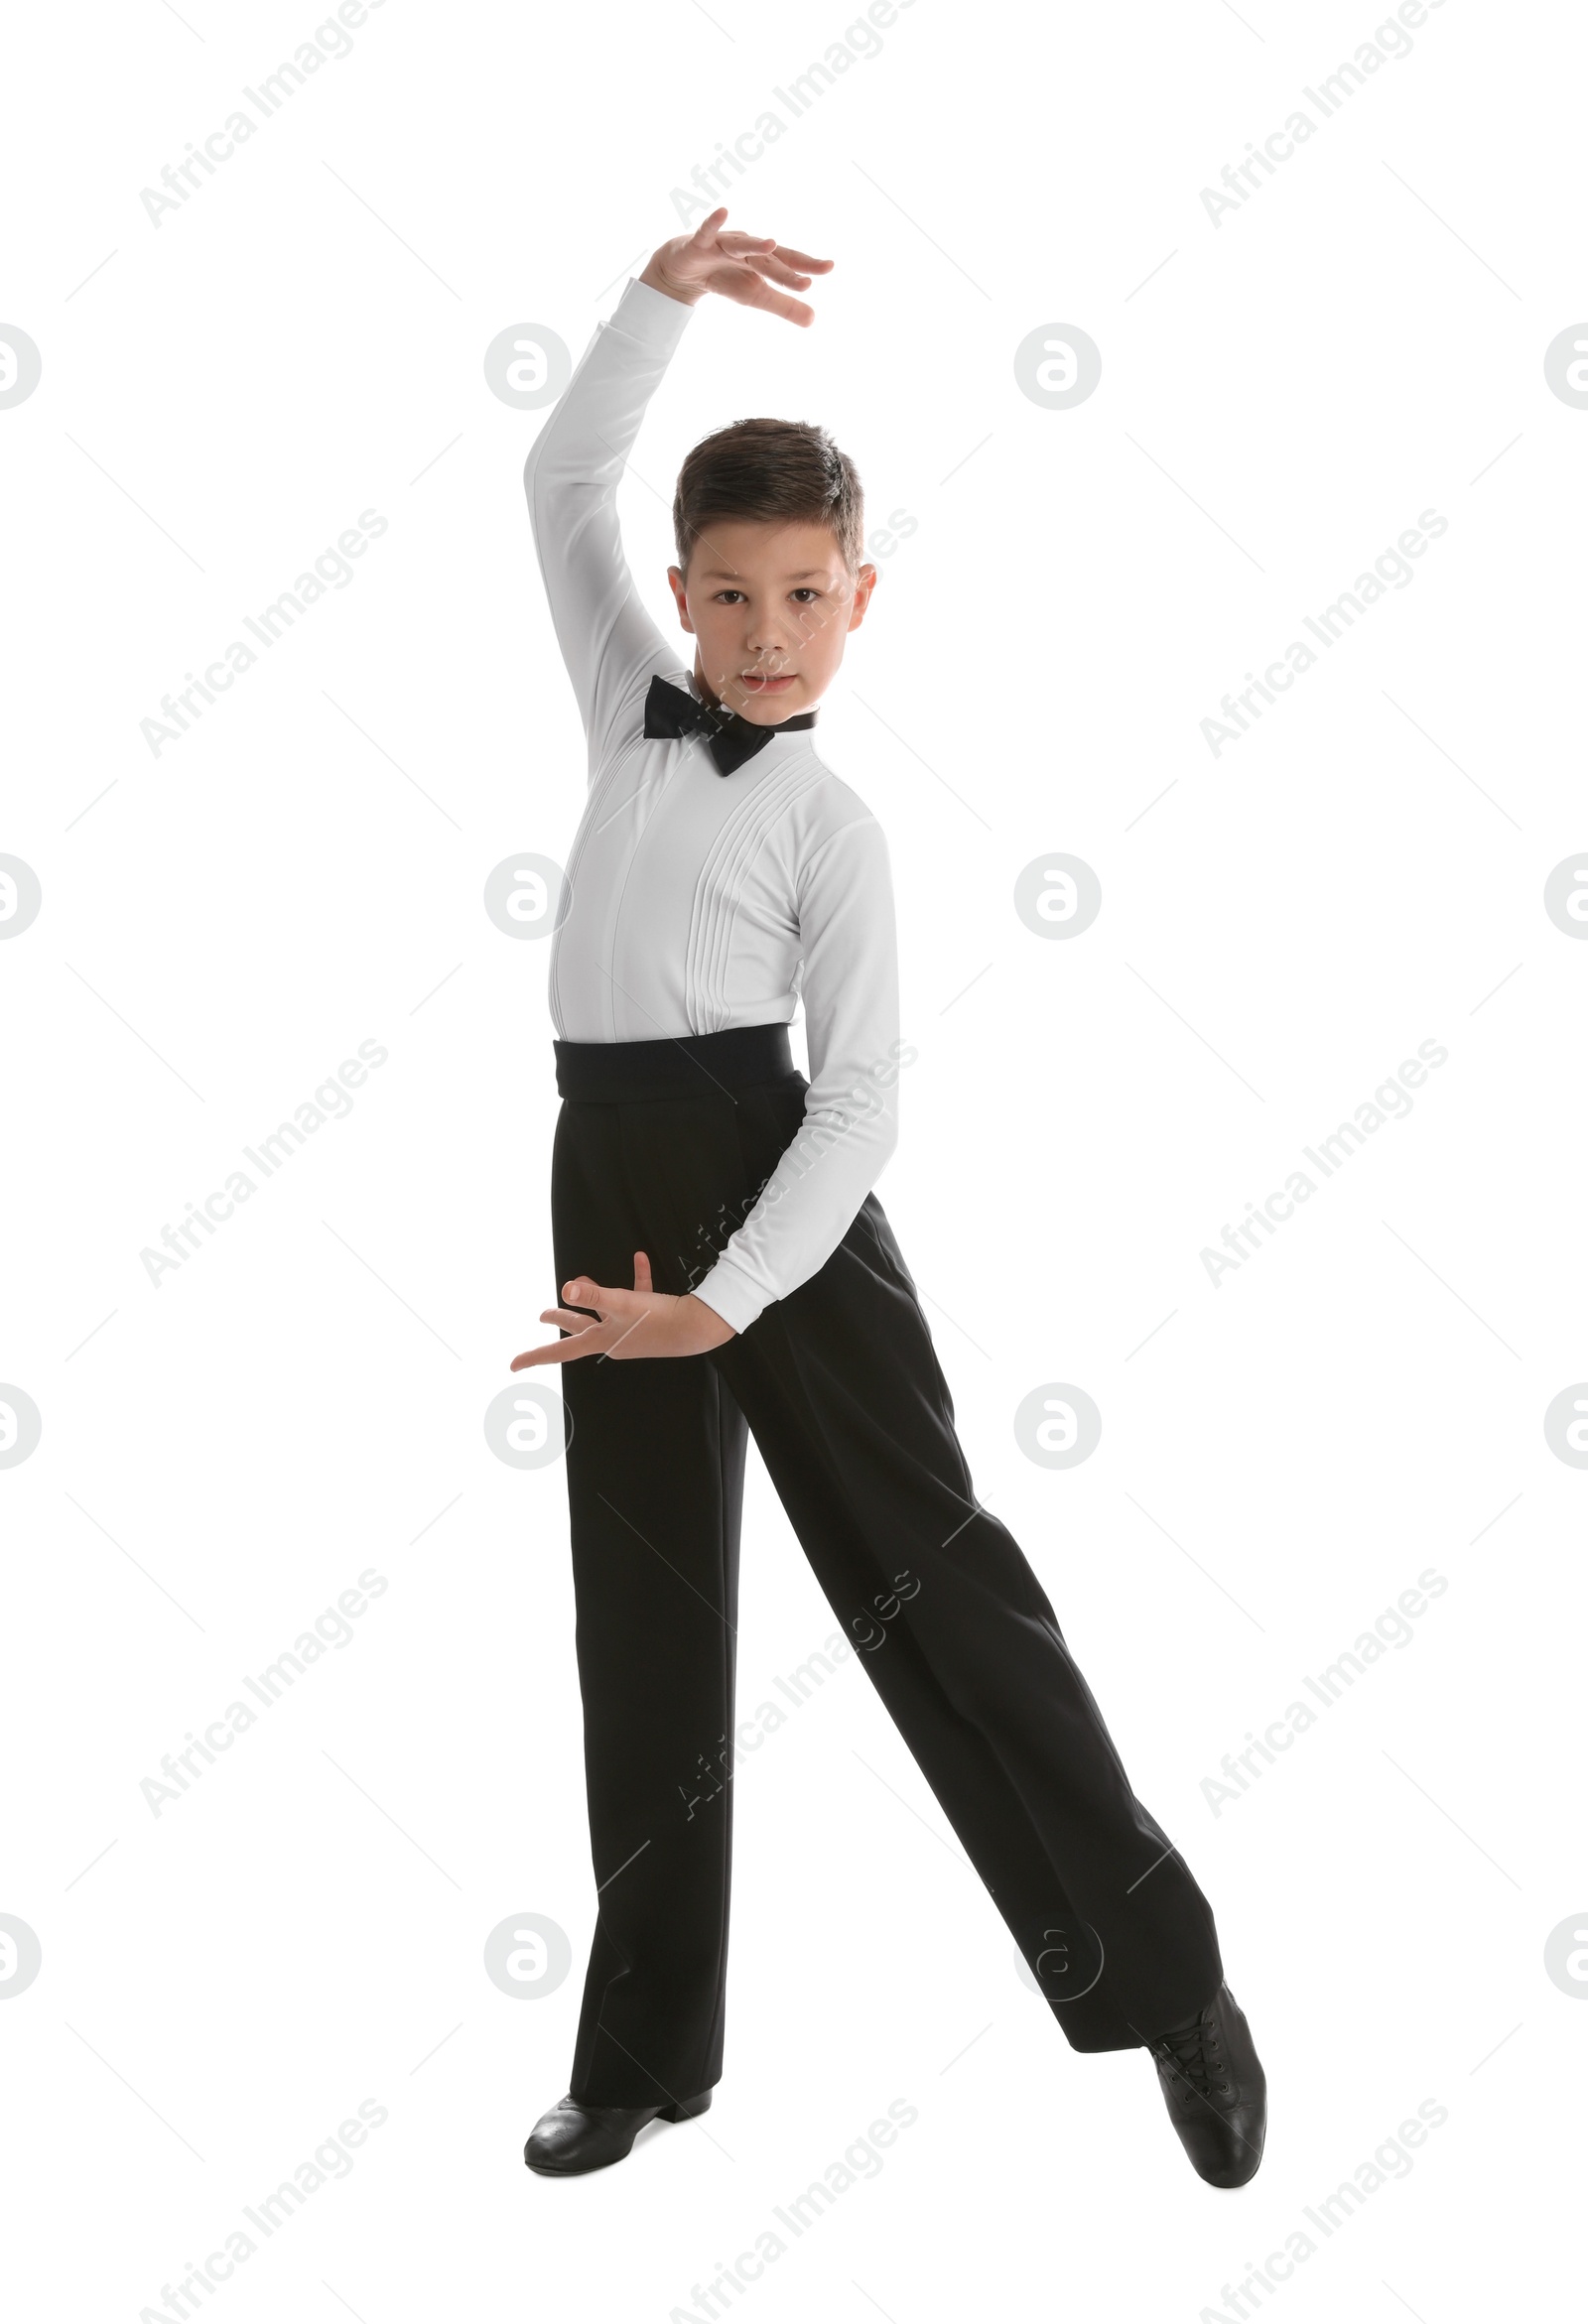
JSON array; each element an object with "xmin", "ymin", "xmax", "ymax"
[{"xmin": 776, "ymin": 737, "xmax": 885, "ymax": 853}]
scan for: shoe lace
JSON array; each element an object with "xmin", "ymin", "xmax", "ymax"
[{"xmin": 1154, "ymin": 2010, "xmax": 1234, "ymax": 2101}]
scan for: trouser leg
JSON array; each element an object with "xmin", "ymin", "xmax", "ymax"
[
  {"xmin": 552, "ymin": 1100, "xmax": 749, "ymax": 2106},
  {"xmin": 716, "ymin": 1189, "xmax": 1224, "ymax": 2053}
]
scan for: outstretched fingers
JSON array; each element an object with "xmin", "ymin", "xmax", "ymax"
[
  {"xmin": 741, "ymin": 249, "xmax": 818, "ymax": 292},
  {"xmin": 716, "ymin": 273, "xmax": 819, "ymax": 327},
  {"xmin": 769, "ymin": 244, "xmax": 834, "ymax": 274},
  {"xmin": 509, "ymin": 1331, "xmax": 597, "ymax": 1368},
  {"xmin": 686, "ymin": 208, "xmax": 833, "ymax": 285}
]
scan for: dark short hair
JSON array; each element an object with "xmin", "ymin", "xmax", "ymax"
[{"xmin": 673, "ymin": 417, "xmax": 863, "ymax": 575}]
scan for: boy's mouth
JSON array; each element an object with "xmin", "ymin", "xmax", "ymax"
[{"xmin": 737, "ymin": 673, "xmax": 796, "ymax": 695}]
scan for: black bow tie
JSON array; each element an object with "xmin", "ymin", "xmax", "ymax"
[{"xmin": 643, "ymin": 673, "xmax": 817, "ymax": 777}]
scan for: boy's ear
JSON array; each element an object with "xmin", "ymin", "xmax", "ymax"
[
  {"xmin": 666, "ymin": 563, "xmax": 695, "ymax": 633},
  {"xmin": 846, "ymin": 562, "xmax": 879, "ymax": 632}
]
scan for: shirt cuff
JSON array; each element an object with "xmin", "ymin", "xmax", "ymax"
[
  {"xmin": 609, "ymin": 272, "xmax": 698, "ymax": 352},
  {"xmin": 689, "ymin": 1254, "xmax": 769, "ymax": 1337}
]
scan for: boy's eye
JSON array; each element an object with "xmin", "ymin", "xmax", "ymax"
[
  {"xmin": 791, "ymin": 588, "xmax": 821, "ymax": 603},
  {"xmin": 714, "ymin": 589, "xmax": 746, "ymax": 604}
]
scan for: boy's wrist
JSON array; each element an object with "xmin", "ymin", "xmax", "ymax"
[
  {"xmin": 682, "ymin": 1291, "xmax": 737, "ymax": 1344},
  {"xmin": 639, "ymin": 253, "xmax": 704, "ymax": 308},
  {"xmin": 689, "ymin": 1258, "xmax": 764, "ymax": 1338}
]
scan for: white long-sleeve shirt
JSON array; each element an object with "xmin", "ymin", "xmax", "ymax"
[{"xmin": 523, "ymin": 275, "xmax": 902, "ymax": 1335}]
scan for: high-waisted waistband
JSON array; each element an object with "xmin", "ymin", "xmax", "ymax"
[{"xmin": 553, "ymin": 1021, "xmax": 797, "ymax": 1103}]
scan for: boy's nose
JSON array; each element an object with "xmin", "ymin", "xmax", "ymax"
[{"xmin": 745, "ymin": 618, "xmax": 793, "ymax": 654}]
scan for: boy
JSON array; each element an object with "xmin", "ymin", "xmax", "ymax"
[{"xmin": 512, "ymin": 208, "xmax": 1265, "ymax": 2184}]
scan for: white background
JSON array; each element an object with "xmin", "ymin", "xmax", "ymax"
[{"xmin": 2, "ymin": 0, "xmax": 1581, "ymax": 2316}]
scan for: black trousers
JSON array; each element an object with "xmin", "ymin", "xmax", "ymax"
[{"xmin": 549, "ymin": 1023, "xmax": 1223, "ymax": 2107}]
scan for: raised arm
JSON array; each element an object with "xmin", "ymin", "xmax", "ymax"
[
  {"xmin": 523, "ymin": 209, "xmax": 832, "ymax": 767},
  {"xmin": 521, "ymin": 277, "xmax": 693, "ymax": 766}
]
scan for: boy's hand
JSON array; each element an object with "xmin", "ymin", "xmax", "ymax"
[
  {"xmin": 510, "ymin": 1249, "xmax": 737, "ymax": 1367},
  {"xmin": 640, "ymin": 206, "xmax": 833, "ymax": 327}
]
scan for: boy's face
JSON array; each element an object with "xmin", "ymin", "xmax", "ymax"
[{"xmin": 667, "ymin": 519, "xmax": 877, "ymax": 724}]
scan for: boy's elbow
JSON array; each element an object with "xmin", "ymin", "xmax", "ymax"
[
  {"xmin": 523, "ymin": 447, "xmax": 599, "ymax": 549},
  {"xmin": 523, "ymin": 419, "xmax": 570, "ymax": 512},
  {"xmin": 523, "ymin": 438, "xmax": 550, "ymax": 520}
]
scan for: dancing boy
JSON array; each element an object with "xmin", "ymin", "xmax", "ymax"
[{"xmin": 512, "ymin": 208, "xmax": 1266, "ymax": 2185}]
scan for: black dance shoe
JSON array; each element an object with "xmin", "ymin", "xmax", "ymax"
[
  {"xmin": 1148, "ymin": 1984, "xmax": 1266, "ymax": 2187},
  {"xmin": 523, "ymin": 2087, "xmax": 713, "ymax": 2176}
]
